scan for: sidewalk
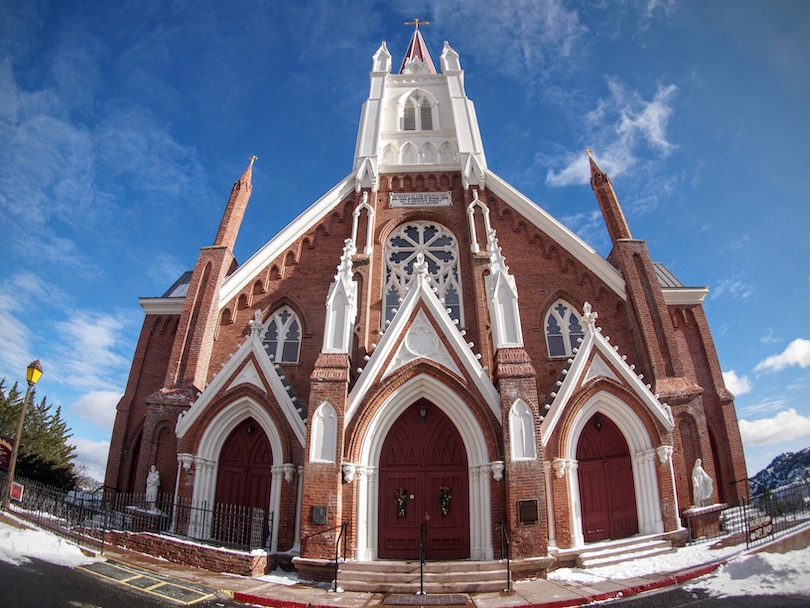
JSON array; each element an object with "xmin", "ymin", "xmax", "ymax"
[
  {"xmin": 0, "ymin": 511, "xmax": 728, "ymax": 607},
  {"xmin": 98, "ymin": 543, "xmax": 727, "ymax": 608}
]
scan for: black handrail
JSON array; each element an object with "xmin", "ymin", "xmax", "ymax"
[
  {"xmin": 417, "ymin": 522, "xmax": 427, "ymax": 596},
  {"xmin": 332, "ymin": 521, "xmax": 350, "ymax": 593},
  {"xmin": 498, "ymin": 520, "xmax": 512, "ymax": 593}
]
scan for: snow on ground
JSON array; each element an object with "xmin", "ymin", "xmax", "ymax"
[
  {"xmin": 0, "ymin": 520, "xmax": 98, "ymax": 568},
  {"xmin": 686, "ymin": 547, "xmax": 810, "ymax": 598},
  {"xmin": 547, "ymin": 543, "xmax": 742, "ymax": 584},
  {"xmin": 256, "ymin": 568, "xmax": 300, "ymax": 585}
]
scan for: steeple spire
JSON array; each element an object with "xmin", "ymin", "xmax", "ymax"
[
  {"xmin": 399, "ymin": 21, "xmax": 436, "ymax": 74},
  {"xmin": 586, "ymin": 150, "xmax": 632, "ymax": 244},
  {"xmin": 213, "ymin": 157, "xmax": 255, "ymax": 250}
]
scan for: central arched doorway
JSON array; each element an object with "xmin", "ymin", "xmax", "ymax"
[
  {"xmin": 214, "ymin": 417, "xmax": 272, "ymax": 547},
  {"xmin": 378, "ymin": 400, "xmax": 469, "ymax": 559},
  {"xmin": 577, "ymin": 413, "xmax": 638, "ymax": 543}
]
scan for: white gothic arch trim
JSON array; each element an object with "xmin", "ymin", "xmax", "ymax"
[
  {"xmin": 353, "ymin": 373, "xmax": 494, "ymax": 561},
  {"xmin": 509, "ymin": 399, "xmax": 537, "ymax": 461},
  {"xmin": 191, "ymin": 396, "xmax": 289, "ymax": 552},
  {"xmin": 563, "ymin": 391, "xmax": 664, "ymax": 547},
  {"xmin": 310, "ymin": 401, "xmax": 338, "ymax": 463}
]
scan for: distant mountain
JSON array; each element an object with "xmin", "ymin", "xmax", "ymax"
[{"xmin": 751, "ymin": 447, "xmax": 810, "ymax": 492}]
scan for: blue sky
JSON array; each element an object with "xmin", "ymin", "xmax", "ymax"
[{"xmin": 0, "ymin": 0, "xmax": 808, "ymax": 482}]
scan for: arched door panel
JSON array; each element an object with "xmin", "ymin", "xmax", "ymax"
[
  {"xmin": 379, "ymin": 401, "xmax": 469, "ymax": 560},
  {"xmin": 577, "ymin": 414, "xmax": 638, "ymax": 543},
  {"xmin": 214, "ymin": 418, "xmax": 272, "ymax": 547}
]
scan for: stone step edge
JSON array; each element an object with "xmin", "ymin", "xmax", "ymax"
[
  {"xmin": 578, "ymin": 546, "xmax": 676, "ymax": 568},
  {"xmin": 576, "ymin": 539, "xmax": 670, "ymax": 560}
]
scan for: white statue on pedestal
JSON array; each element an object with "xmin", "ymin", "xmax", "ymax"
[
  {"xmin": 145, "ymin": 465, "xmax": 160, "ymax": 506},
  {"xmin": 692, "ymin": 458, "xmax": 713, "ymax": 508}
]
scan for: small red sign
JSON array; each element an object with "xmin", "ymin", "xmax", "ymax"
[
  {"xmin": 749, "ymin": 514, "xmax": 773, "ymax": 542},
  {"xmin": 0, "ymin": 436, "xmax": 13, "ymax": 471},
  {"xmin": 10, "ymin": 482, "xmax": 23, "ymax": 502}
]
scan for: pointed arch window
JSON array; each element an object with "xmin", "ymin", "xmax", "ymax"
[
  {"xmin": 402, "ymin": 93, "xmax": 437, "ymax": 132},
  {"xmin": 384, "ymin": 222, "xmax": 463, "ymax": 326},
  {"xmin": 544, "ymin": 300, "xmax": 584, "ymax": 358},
  {"xmin": 262, "ymin": 306, "xmax": 301, "ymax": 364}
]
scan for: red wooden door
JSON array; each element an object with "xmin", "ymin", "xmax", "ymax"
[
  {"xmin": 215, "ymin": 418, "xmax": 272, "ymax": 545},
  {"xmin": 379, "ymin": 401, "xmax": 469, "ymax": 560},
  {"xmin": 577, "ymin": 414, "xmax": 638, "ymax": 543}
]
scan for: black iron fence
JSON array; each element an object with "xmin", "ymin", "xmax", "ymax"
[
  {"xmin": 0, "ymin": 470, "xmax": 272, "ymax": 553},
  {"xmin": 685, "ymin": 477, "xmax": 810, "ymax": 549}
]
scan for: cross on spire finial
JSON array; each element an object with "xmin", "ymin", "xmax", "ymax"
[
  {"xmin": 249, "ymin": 155, "xmax": 258, "ymax": 166},
  {"xmin": 584, "ymin": 149, "xmax": 593, "ymax": 158},
  {"xmin": 404, "ymin": 18, "xmax": 429, "ymax": 30}
]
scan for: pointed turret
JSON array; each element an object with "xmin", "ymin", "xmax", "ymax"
[
  {"xmin": 587, "ymin": 151, "xmax": 632, "ymax": 244},
  {"xmin": 399, "ymin": 25, "xmax": 436, "ymax": 74},
  {"xmin": 213, "ymin": 156, "xmax": 255, "ymax": 250}
]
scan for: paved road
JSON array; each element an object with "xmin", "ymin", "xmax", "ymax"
[
  {"xmin": 608, "ymin": 584, "xmax": 810, "ymax": 607},
  {"xmin": 0, "ymin": 556, "xmax": 247, "ymax": 607}
]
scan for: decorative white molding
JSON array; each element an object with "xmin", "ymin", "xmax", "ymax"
[
  {"xmin": 342, "ymin": 463, "xmax": 356, "ymax": 483},
  {"xmin": 351, "ymin": 191, "xmax": 376, "ymax": 254},
  {"xmin": 177, "ymin": 453, "xmax": 194, "ymax": 471},
  {"xmin": 541, "ymin": 302, "xmax": 674, "ymax": 445},
  {"xmin": 582, "ymin": 354, "xmax": 620, "ymax": 385},
  {"xmin": 322, "ymin": 239, "xmax": 358, "ymax": 354},
  {"xmin": 485, "ymin": 227, "xmax": 524, "ymax": 349},
  {"xmin": 509, "ymin": 399, "xmax": 537, "ymax": 461},
  {"xmin": 490, "ymin": 461, "xmax": 504, "ymax": 481},
  {"xmin": 552, "ymin": 457, "xmax": 577, "ymax": 478},
  {"xmin": 656, "ymin": 445, "xmax": 674, "ymax": 465},
  {"xmin": 466, "ymin": 189, "xmax": 492, "ymax": 254},
  {"xmin": 226, "ymin": 359, "xmax": 265, "ymax": 392},
  {"xmin": 384, "ymin": 309, "xmax": 462, "ymax": 378},
  {"xmin": 309, "ymin": 402, "xmax": 338, "ymax": 463}
]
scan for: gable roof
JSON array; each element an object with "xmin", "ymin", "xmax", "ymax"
[
  {"xmin": 175, "ymin": 315, "xmax": 307, "ymax": 446},
  {"xmin": 346, "ymin": 258, "xmax": 500, "ymax": 424},
  {"xmin": 540, "ymin": 302, "xmax": 675, "ymax": 445}
]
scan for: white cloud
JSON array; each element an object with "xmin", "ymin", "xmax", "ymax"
[
  {"xmin": 72, "ymin": 437, "xmax": 110, "ymax": 482},
  {"xmin": 710, "ymin": 276, "xmax": 754, "ymax": 301},
  {"xmin": 722, "ymin": 370, "xmax": 752, "ymax": 396},
  {"xmin": 0, "ymin": 273, "xmax": 56, "ymax": 379},
  {"xmin": 546, "ymin": 81, "xmax": 677, "ymax": 187},
  {"xmin": 426, "ymin": 0, "xmax": 587, "ymax": 79},
  {"xmin": 71, "ymin": 390, "xmax": 121, "ymax": 432},
  {"xmin": 738, "ymin": 397, "xmax": 790, "ymax": 418},
  {"xmin": 52, "ymin": 311, "xmax": 131, "ymax": 391},
  {"xmin": 739, "ymin": 409, "xmax": 810, "ymax": 447},
  {"xmin": 755, "ymin": 339, "xmax": 810, "ymax": 373}
]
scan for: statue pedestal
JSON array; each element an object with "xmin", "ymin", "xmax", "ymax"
[{"xmin": 682, "ymin": 503, "xmax": 727, "ymax": 541}]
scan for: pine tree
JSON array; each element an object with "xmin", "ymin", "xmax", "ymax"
[{"xmin": 0, "ymin": 380, "xmax": 77, "ymax": 490}]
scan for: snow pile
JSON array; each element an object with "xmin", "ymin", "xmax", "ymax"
[
  {"xmin": 548, "ymin": 543, "xmax": 741, "ymax": 584},
  {"xmin": 0, "ymin": 522, "xmax": 98, "ymax": 568},
  {"xmin": 687, "ymin": 547, "xmax": 810, "ymax": 597},
  {"xmin": 257, "ymin": 568, "xmax": 299, "ymax": 585}
]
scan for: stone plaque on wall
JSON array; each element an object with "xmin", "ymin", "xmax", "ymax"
[
  {"xmin": 389, "ymin": 192, "xmax": 453, "ymax": 208},
  {"xmin": 518, "ymin": 499, "xmax": 539, "ymax": 526},
  {"xmin": 312, "ymin": 505, "xmax": 328, "ymax": 525}
]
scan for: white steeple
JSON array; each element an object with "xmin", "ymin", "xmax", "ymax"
[{"xmin": 353, "ymin": 30, "xmax": 487, "ymax": 191}]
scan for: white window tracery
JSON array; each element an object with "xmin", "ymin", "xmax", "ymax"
[
  {"xmin": 262, "ymin": 306, "xmax": 302, "ymax": 363},
  {"xmin": 401, "ymin": 92, "xmax": 437, "ymax": 132},
  {"xmin": 544, "ymin": 300, "xmax": 584, "ymax": 358},
  {"xmin": 384, "ymin": 222, "xmax": 463, "ymax": 325}
]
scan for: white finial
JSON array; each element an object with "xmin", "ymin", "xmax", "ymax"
[
  {"xmin": 582, "ymin": 302, "xmax": 598, "ymax": 328},
  {"xmin": 249, "ymin": 309, "xmax": 264, "ymax": 337},
  {"xmin": 413, "ymin": 251, "xmax": 429, "ymax": 277}
]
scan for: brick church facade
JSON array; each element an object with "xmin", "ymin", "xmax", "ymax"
[{"xmin": 105, "ymin": 29, "xmax": 747, "ymax": 577}]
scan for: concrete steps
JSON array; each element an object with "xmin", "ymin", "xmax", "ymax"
[
  {"xmin": 335, "ymin": 559, "xmax": 510, "ymax": 593},
  {"xmin": 575, "ymin": 537, "xmax": 674, "ymax": 568}
]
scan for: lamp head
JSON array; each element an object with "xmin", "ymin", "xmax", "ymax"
[{"xmin": 26, "ymin": 360, "xmax": 43, "ymax": 386}]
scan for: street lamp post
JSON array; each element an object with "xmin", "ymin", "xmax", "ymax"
[{"xmin": 2, "ymin": 360, "xmax": 43, "ymax": 510}]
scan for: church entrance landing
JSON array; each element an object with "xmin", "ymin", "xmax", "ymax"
[
  {"xmin": 577, "ymin": 414, "xmax": 638, "ymax": 543},
  {"xmin": 379, "ymin": 400, "xmax": 470, "ymax": 560}
]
